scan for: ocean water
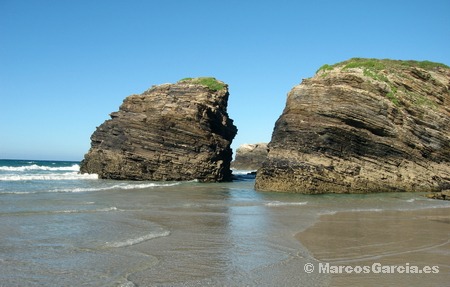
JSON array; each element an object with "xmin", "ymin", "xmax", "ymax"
[{"xmin": 0, "ymin": 159, "xmax": 449, "ymax": 286}]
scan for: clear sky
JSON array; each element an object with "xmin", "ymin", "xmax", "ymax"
[{"xmin": 1, "ymin": 0, "xmax": 449, "ymax": 161}]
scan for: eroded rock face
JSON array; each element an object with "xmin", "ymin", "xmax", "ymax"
[
  {"xmin": 255, "ymin": 59, "xmax": 450, "ymax": 193},
  {"xmin": 80, "ymin": 78, "xmax": 237, "ymax": 182},
  {"xmin": 231, "ymin": 143, "xmax": 268, "ymax": 170}
]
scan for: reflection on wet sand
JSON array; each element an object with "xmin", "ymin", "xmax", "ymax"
[{"xmin": 297, "ymin": 208, "xmax": 450, "ymax": 287}]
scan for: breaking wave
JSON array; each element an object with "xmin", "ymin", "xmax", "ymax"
[
  {"xmin": 53, "ymin": 182, "xmax": 181, "ymax": 193},
  {"xmin": 0, "ymin": 161, "xmax": 98, "ymax": 182},
  {"xmin": 0, "ymin": 182, "xmax": 182, "ymax": 194},
  {"xmin": 0, "ymin": 164, "xmax": 80, "ymax": 172},
  {"xmin": 264, "ymin": 201, "xmax": 308, "ymax": 207},
  {"xmin": 0, "ymin": 172, "xmax": 98, "ymax": 181},
  {"xmin": 54, "ymin": 207, "xmax": 121, "ymax": 214},
  {"xmin": 105, "ymin": 230, "xmax": 170, "ymax": 248}
]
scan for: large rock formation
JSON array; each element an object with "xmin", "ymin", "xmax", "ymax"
[
  {"xmin": 80, "ymin": 77, "xmax": 237, "ymax": 182},
  {"xmin": 255, "ymin": 58, "xmax": 450, "ymax": 193},
  {"xmin": 231, "ymin": 143, "xmax": 268, "ymax": 170}
]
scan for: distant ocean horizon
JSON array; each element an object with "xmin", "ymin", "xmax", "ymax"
[{"xmin": 1, "ymin": 159, "xmax": 449, "ymax": 286}]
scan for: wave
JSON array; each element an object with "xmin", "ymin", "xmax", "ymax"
[
  {"xmin": 232, "ymin": 170, "xmax": 257, "ymax": 175},
  {"xmin": 319, "ymin": 208, "xmax": 384, "ymax": 215},
  {"xmin": 318, "ymin": 210, "xmax": 338, "ymax": 216},
  {"xmin": 0, "ymin": 181, "xmax": 181, "ymax": 194},
  {"xmin": 264, "ymin": 201, "xmax": 308, "ymax": 207},
  {"xmin": 0, "ymin": 172, "xmax": 98, "ymax": 181},
  {"xmin": 105, "ymin": 230, "xmax": 170, "ymax": 248},
  {"xmin": 319, "ymin": 205, "xmax": 450, "ymax": 217},
  {"xmin": 0, "ymin": 206, "xmax": 121, "ymax": 217},
  {"xmin": 53, "ymin": 207, "xmax": 121, "ymax": 214},
  {"xmin": 0, "ymin": 164, "xmax": 80, "ymax": 172},
  {"xmin": 350, "ymin": 208, "xmax": 384, "ymax": 212},
  {"xmin": 0, "ymin": 191, "xmax": 35, "ymax": 195},
  {"xmin": 53, "ymin": 182, "xmax": 181, "ymax": 193},
  {"xmin": 111, "ymin": 182, "xmax": 181, "ymax": 190}
]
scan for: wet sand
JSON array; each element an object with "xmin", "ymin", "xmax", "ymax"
[{"xmin": 297, "ymin": 207, "xmax": 450, "ymax": 286}]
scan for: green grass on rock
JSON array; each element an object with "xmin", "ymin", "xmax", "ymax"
[{"xmin": 178, "ymin": 77, "xmax": 226, "ymax": 91}]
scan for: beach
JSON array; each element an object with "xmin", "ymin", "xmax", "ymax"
[
  {"xmin": 0, "ymin": 160, "xmax": 449, "ymax": 286},
  {"xmin": 297, "ymin": 208, "xmax": 450, "ymax": 286}
]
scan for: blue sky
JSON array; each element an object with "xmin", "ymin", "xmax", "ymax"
[{"xmin": 1, "ymin": 0, "xmax": 449, "ymax": 161}]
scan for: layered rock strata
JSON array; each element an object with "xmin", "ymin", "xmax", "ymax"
[
  {"xmin": 231, "ymin": 143, "xmax": 268, "ymax": 170},
  {"xmin": 255, "ymin": 58, "xmax": 450, "ymax": 193},
  {"xmin": 80, "ymin": 77, "xmax": 237, "ymax": 182}
]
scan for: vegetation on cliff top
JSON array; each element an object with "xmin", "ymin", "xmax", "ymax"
[
  {"xmin": 316, "ymin": 58, "xmax": 449, "ymax": 74},
  {"xmin": 178, "ymin": 77, "xmax": 226, "ymax": 91},
  {"xmin": 316, "ymin": 58, "xmax": 449, "ymax": 108}
]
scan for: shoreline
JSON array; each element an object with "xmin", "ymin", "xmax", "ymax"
[{"xmin": 296, "ymin": 206, "xmax": 450, "ymax": 286}]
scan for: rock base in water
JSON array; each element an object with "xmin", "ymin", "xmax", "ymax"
[
  {"xmin": 256, "ymin": 59, "xmax": 450, "ymax": 193},
  {"xmin": 425, "ymin": 190, "xmax": 450, "ymax": 201}
]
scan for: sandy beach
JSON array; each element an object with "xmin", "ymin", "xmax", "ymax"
[
  {"xmin": 297, "ymin": 207, "xmax": 450, "ymax": 286},
  {"xmin": 2, "ymin": 161, "xmax": 449, "ymax": 286}
]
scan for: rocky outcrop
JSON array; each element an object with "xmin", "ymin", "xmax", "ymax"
[
  {"xmin": 80, "ymin": 77, "xmax": 237, "ymax": 182},
  {"xmin": 255, "ymin": 58, "xmax": 450, "ymax": 193},
  {"xmin": 231, "ymin": 143, "xmax": 268, "ymax": 170},
  {"xmin": 425, "ymin": 190, "xmax": 450, "ymax": 201}
]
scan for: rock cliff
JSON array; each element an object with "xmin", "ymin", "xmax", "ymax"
[
  {"xmin": 80, "ymin": 77, "xmax": 237, "ymax": 182},
  {"xmin": 255, "ymin": 58, "xmax": 450, "ymax": 193},
  {"xmin": 231, "ymin": 143, "xmax": 268, "ymax": 170}
]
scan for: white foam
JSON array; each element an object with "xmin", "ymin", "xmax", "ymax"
[
  {"xmin": 114, "ymin": 182, "xmax": 180, "ymax": 190},
  {"xmin": 265, "ymin": 201, "xmax": 308, "ymax": 207},
  {"xmin": 0, "ymin": 191, "xmax": 34, "ymax": 195},
  {"xmin": 350, "ymin": 208, "xmax": 384, "ymax": 212},
  {"xmin": 319, "ymin": 208, "xmax": 384, "ymax": 215},
  {"xmin": 0, "ymin": 181, "xmax": 181, "ymax": 194},
  {"xmin": 232, "ymin": 170, "xmax": 256, "ymax": 175},
  {"xmin": 105, "ymin": 230, "xmax": 170, "ymax": 248},
  {"xmin": 0, "ymin": 164, "xmax": 80, "ymax": 172},
  {"xmin": 53, "ymin": 182, "xmax": 181, "ymax": 193},
  {"xmin": 319, "ymin": 210, "xmax": 338, "ymax": 216},
  {"xmin": 54, "ymin": 207, "xmax": 120, "ymax": 214},
  {"xmin": 0, "ymin": 172, "xmax": 98, "ymax": 181},
  {"xmin": 319, "ymin": 205, "xmax": 450, "ymax": 216}
]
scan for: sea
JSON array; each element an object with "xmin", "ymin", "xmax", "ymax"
[{"xmin": 0, "ymin": 159, "xmax": 449, "ymax": 286}]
